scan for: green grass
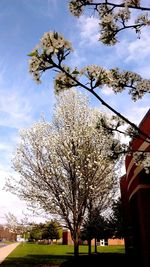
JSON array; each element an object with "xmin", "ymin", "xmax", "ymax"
[{"xmin": 1, "ymin": 243, "xmax": 126, "ymax": 267}]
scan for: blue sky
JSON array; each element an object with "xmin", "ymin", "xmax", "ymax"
[{"xmin": 0, "ymin": 0, "xmax": 149, "ymax": 223}]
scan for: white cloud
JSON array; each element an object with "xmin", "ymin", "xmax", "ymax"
[
  {"xmin": 126, "ymin": 34, "xmax": 150, "ymax": 63},
  {"xmin": 0, "ymin": 66, "xmax": 55, "ymax": 224},
  {"xmin": 0, "ymin": 166, "xmax": 28, "ymax": 224},
  {"xmin": 135, "ymin": 65, "xmax": 150, "ymax": 79},
  {"xmin": 0, "ymin": 167, "xmax": 11, "ymax": 188},
  {"xmin": 0, "ymin": 166, "xmax": 47, "ymax": 224},
  {"xmin": 101, "ymin": 85, "xmax": 114, "ymax": 96},
  {"xmin": 0, "ymin": 89, "xmax": 32, "ymax": 129},
  {"xmin": 77, "ymin": 15, "xmax": 99, "ymax": 45},
  {"xmin": 126, "ymin": 105, "xmax": 149, "ymax": 125},
  {"xmin": 0, "ymin": 71, "xmax": 55, "ymax": 130},
  {"xmin": 0, "ymin": 143, "xmax": 11, "ymax": 152},
  {"xmin": 69, "ymin": 50, "xmax": 87, "ymax": 67},
  {"xmin": 116, "ymin": 28, "xmax": 150, "ymax": 69}
]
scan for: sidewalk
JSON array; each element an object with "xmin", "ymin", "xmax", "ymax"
[{"xmin": 0, "ymin": 243, "xmax": 19, "ymax": 264}]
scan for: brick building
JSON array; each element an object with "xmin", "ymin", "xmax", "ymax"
[
  {"xmin": 120, "ymin": 109, "xmax": 150, "ymax": 267},
  {"xmin": 0, "ymin": 225, "xmax": 17, "ymax": 241},
  {"xmin": 62, "ymin": 229, "xmax": 124, "ymax": 246}
]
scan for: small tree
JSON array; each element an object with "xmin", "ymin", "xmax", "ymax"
[
  {"xmin": 42, "ymin": 220, "xmax": 62, "ymax": 243},
  {"xmin": 81, "ymin": 208, "xmax": 111, "ymax": 254},
  {"xmin": 29, "ymin": 224, "xmax": 43, "ymax": 241}
]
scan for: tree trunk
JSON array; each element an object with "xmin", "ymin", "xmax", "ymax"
[
  {"xmin": 74, "ymin": 238, "xmax": 79, "ymax": 257},
  {"xmin": 88, "ymin": 238, "xmax": 92, "ymax": 255},
  {"xmin": 94, "ymin": 238, "xmax": 97, "ymax": 253},
  {"xmin": 71, "ymin": 227, "xmax": 80, "ymax": 257}
]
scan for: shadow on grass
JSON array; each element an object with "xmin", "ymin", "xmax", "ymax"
[
  {"xmin": 61, "ymin": 253, "xmax": 140, "ymax": 267},
  {"xmin": 66, "ymin": 252, "xmax": 87, "ymax": 255},
  {"xmin": 0, "ymin": 255, "xmax": 72, "ymax": 267},
  {"xmin": 1, "ymin": 253, "xmax": 140, "ymax": 267}
]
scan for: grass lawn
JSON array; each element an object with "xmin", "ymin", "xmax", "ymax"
[{"xmin": 0, "ymin": 243, "xmax": 127, "ymax": 267}]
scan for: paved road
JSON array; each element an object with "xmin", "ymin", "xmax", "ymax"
[{"xmin": 0, "ymin": 243, "xmax": 19, "ymax": 264}]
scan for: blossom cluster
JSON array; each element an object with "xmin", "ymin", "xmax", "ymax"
[
  {"xmin": 98, "ymin": 2, "xmax": 148, "ymax": 45},
  {"xmin": 133, "ymin": 151, "xmax": 150, "ymax": 174},
  {"xmin": 41, "ymin": 32, "xmax": 72, "ymax": 55},
  {"xmin": 53, "ymin": 63, "xmax": 150, "ymax": 101},
  {"xmin": 98, "ymin": 5, "xmax": 119, "ymax": 45},
  {"xmin": 126, "ymin": 126, "xmax": 140, "ymax": 138},
  {"xmin": 114, "ymin": 8, "xmax": 131, "ymax": 22},
  {"xmin": 135, "ymin": 13, "xmax": 150, "ymax": 26},
  {"xmin": 54, "ymin": 67, "xmax": 79, "ymax": 94},
  {"xmin": 124, "ymin": 0, "xmax": 140, "ymax": 7},
  {"xmin": 80, "ymin": 65, "xmax": 108, "ymax": 87},
  {"xmin": 28, "ymin": 33, "xmax": 150, "ymax": 100},
  {"xmin": 29, "ymin": 32, "xmax": 73, "ymax": 83},
  {"xmin": 107, "ymin": 68, "xmax": 150, "ymax": 101},
  {"xmin": 69, "ymin": 0, "xmax": 93, "ymax": 17}
]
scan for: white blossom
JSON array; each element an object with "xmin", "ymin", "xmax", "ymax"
[
  {"xmin": 124, "ymin": 0, "xmax": 140, "ymax": 8},
  {"xmin": 98, "ymin": 5, "xmax": 119, "ymax": 45},
  {"xmin": 133, "ymin": 151, "xmax": 150, "ymax": 174},
  {"xmin": 69, "ymin": 0, "xmax": 93, "ymax": 17},
  {"xmin": 135, "ymin": 13, "xmax": 150, "ymax": 25},
  {"xmin": 28, "ymin": 30, "xmax": 150, "ymax": 100},
  {"xmin": 41, "ymin": 32, "xmax": 72, "ymax": 55},
  {"xmin": 29, "ymin": 31, "xmax": 73, "ymax": 83},
  {"xmin": 54, "ymin": 67, "xmax": 79, "ymax": 94},
  {"xmin": 114, "ymin": 8, "xmax": 131, "ymax": 22}
]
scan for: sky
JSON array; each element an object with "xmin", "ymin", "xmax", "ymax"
[{"xmin": 0, "ymin": 0, "xmax": 149, "ymax": 224}]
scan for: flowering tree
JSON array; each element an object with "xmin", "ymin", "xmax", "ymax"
[
  {"xmin": 5, "ymin": 212, "xmax": 18, "ymax": 233},
  {"xmin": 28, "ymin": 1, "xmax": 150, "ymax": 171},
  {"xmin": 5, "ymin": 212, "xmax": 30, "ymax": 239},
  {"xmin": 7, "ymin": 90, "xmax": 120, "ymax": 256}
]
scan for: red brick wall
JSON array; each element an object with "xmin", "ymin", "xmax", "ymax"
[
  {"xmin": 0, "ymin": 226, "xmax": 17, "ymax": 241},
  {"xmin": 108, "ymin": 238, "xmax": 124, "ymax": 246},
  {"xmin": 62, "ymin": 230, "xmax": 73, "ymax": 245},
  {"xmin": 120, "ymin": 109, "xmax": 150, "ymax": 267}
]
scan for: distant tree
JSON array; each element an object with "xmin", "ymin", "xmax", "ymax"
[
  {"xmin": 29, "ymin": 224, "xmax": 43, "ymax": 241},
  {"xmin": 5, "ymin": 212, "xmax": 18, "ymax": 233},
  {"xmin": 6, "ymin": 90, "xmax": 120, "ymax": 256},
  {"xmin": 109, "ymin": 197, "xmax": 125, "ymax": 239},
  {"xmin": 5, "ymin": 213, "xmax": 32, "ymax": 241},
  {"xmin": 42, "ymin": 220, "xmax": 62, "ymax": 243},
  {"xmin": 81, "ymin": 208, "xmax": 111, "ymax": 255}
]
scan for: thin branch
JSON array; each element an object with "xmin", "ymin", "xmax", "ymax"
[
  {"xmin": 87, "ymin": 2, "xmax": 150, "ymax": 12},
  {"xmin": 51, "ymin": 61, "xmax": 150, "ymax": 142},
  {"xmin": 114, "ymin": 23, "xmax": 146, "ymax": 35}
]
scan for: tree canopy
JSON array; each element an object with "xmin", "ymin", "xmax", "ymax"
[
  {"xmin": 29, "ymin": 220, "xmax": 62, "ymax": 242},
  {"xmin": 42, "ymin": 220, "xmax": 62, "ymax": 241}
]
